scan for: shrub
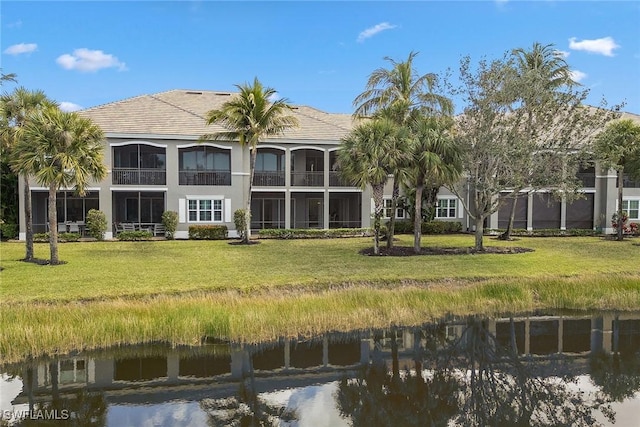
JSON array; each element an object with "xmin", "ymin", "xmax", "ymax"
[
  {"xmin": 385, "ymin": 220, "xmax": 462, "ymax": 235},
  {"xmin": 189, "ymin": 225, "xmax": 228, "ymax": 240},
  {"xmin": 117, "ymin": 230, "xmax": 153, "ymax": 241},
  {"xmin": 234, "ymin": 209, "xmax": 250, "ymax": 240},
  {"xmin": 33, "ymin": 232, "xmax": 80, "ymax": 242},
  {"xmin": 161, "ymin": 211, "xmax": 179, "ymax": 240},
  {"xmin": 85, "ymin": 209, "xmax": 107, "ymax": 240},
  {"xmin": 258, "ymin": 228, "xmax": 373, "ymax": 239},
  {"xmin": 0, "ymin": 223, "xmax": 18, "ymax": 240},
  {"xmin": 390, "ymin": 220, "xmax": 413, "ymax": 234}
]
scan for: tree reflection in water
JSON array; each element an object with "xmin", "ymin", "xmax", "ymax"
[
  {"xmin": 199, "ymin": 357, "xmax": 297, "ymax": 427},
  {"xmin": 337, "ymin": 317, "xmax": 619, "ymax": 427}
]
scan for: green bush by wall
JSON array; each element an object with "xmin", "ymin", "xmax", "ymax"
[{"xmin": 188, "ymin": 225, "xmax": 228, "ymax": 240}]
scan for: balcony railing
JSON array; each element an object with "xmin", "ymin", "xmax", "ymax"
[
  {"xmin": 329, "ymin": 171, "xmax": 355, "ymax": 187},
  {"xmin": 291, "ymin": 171, "xmax": 324, "ymax": 187},
  {"xmin": 253, "ymin": 171, "xmax": 285, "ymax": 186},
  {"xmin": 113, "ymin": 168, "xmax": 166, "ymax": 185},
  {"xmin": 179, "ymin": 171, "xmax": 231, "ymax": 186}
]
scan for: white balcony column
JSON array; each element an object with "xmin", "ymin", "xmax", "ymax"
[
  {"xmin": 560, "ymin": 195, "xmax": 567, "ymax": 230},
  {"xmin": 285, "ymin": 149, "xmax": 292, "ymax": 229},
  {"xmin": 527, "ymin": 193, "xmax": 534, "ymax": 231}
]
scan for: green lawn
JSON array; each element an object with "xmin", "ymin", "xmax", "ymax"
[
  {"xmin": 1, "ymin": 235, "xmax": 639, "ymax": 364},
  {"xmin": 2, "ymin": 235, "xmax": 639, "ymax": 303}
]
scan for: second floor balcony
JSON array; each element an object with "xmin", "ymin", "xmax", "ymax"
[
  {"xmin": 179, "ymin": 170, "xmax": 231, "ymax": 186},
  {"xmin": 253, "ymin": 171, "xmax": 285, "ymax": 186},
  {"xmin": 292, "ymin": 171, "xmax": 323, "ymax": 187},
  {"xmin": 113, "ymin": 168, "xmax": 166, "ymax": 185}
]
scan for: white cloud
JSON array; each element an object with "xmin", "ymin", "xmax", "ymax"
[
  {"xmin": 569, "ymin": 70, "xmax": 587, "ymax": 83},
  {"xmin": 56, "ymin": 48, "xmax": 127, "ymax": 72},
  {"xmin": 554, "ymin": 50, "xmax": 570, "ymax": 59},
  {"xmin": 3, "ymin": 43, "xmax": 37, "ymax": 55},
  {"xmin": 357, "ymin": 22, "xmax": 397, "ymax": 43},
  {"xmin": 59, "ymin": 101, "xmax": 83, "ymax": 112},
  {"xmin": 569, "ymin": 37, "xmax": 620, "ymax": 57}
]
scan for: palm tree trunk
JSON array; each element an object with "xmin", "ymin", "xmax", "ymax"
[
  {"xmin": 499, "ymin": 194, "xmax": 518, "ymax": 241},
  {"xmin": 245, "ymin": 146, "xmax": 257, "ymax": 244},
  {"xmin": 414, "ymin": 184, "xmax": 423, "ymax": 254},
  {"xmin": 617, "ymin": 167, "xmax": 624, "ymax": 241},
  {"xmin": 475, "ymin": 216, "xmax": 485, "ymax": 251},
  {"xmin": 372, "ymin": 184, "xmax": 384, "ymax": 255},
  {"xmin": 23, "ymin": 175, "xmax": 34, "ymax": 261},
  {"xmin": 48, "ymin": 183, "xmax": 59, "ymax": 264},
  {"xmin": 386, "ymin": 178, "xmax": 400, "ymax": 249}
]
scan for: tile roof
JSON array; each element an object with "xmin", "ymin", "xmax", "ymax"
[{"xmin": 79, "ymin": 89, "xmax": 355, "ymax": 141}]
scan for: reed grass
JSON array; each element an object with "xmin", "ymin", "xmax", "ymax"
[{"xmin": 1, "ymin": 235, "xmax": 639, "ymax": 364}]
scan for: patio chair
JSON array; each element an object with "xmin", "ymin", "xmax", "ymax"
[
  {"xmin": 68, "ymin": 223, "xmax": 80, "ymax": 233},
  {"xmin": 153, "ymin": 224, "xmax": 166, "ymax": 237},
  {"xmin": 122, "ymin": 223, "xmax": 136, "ymax": 231},
  {"xmin": 58, "ymin": 223, "xmax": 67, "ymax": 233}
]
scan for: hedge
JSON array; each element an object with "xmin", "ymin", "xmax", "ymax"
[
  {"xmin": 33, "ymin": 232, "xmax": 81, "ymax": 242},
  {"xmin": 117, "ymin": 230, "xmax": 153, "ymax": 241},
  {"xmin": 485, "ymin": 228, "xmax": 601, "ymax": 237},
  {"xmin": 0, "ymin": 223, "xmax": 18, "ymax": 240},
  {"xmin": 258, "ymin": 228, "xmax": 373, "ymax": 239},
  {"xmin": 188, "ymin": 225, "xmax": 228, "ymax": 240},
  {"xmin": 387, "ymin": 220, "xmax": 463, "ymax": 235}
]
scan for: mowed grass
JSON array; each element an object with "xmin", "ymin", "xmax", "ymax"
[
  {"xmin": 2, "ymin": 235, "xmax": 639, "ymax": 303},
  {"xmin": 1, "ymin": 235, "xmax": 639, "ymax": 364}
]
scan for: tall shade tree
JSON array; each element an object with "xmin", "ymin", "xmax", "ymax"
[
  {"xmin": 1, "ymin": 87, "xmax": 57, "ymax": 261},
  {"xmin": 201, "ymin": 78, "xmax": 298, "ymax": 244},
  {"xmin": 450, "ymin": 54, "xmax": 619, "ymax": 251},
  {"xmin": 12, "ymin": 107, "xmax": 107, "ymax": 264},
  {"xmin": 353, "ymin": 51, "xmax": 453, "ymax": 248},
  {"xmin": 594, "ymin": 119, "xmax": 640, "ymax": 241},
  {"xmin": 405, "ymin": 117, "xmax": 461, "ymax": 253},
  {"xmin": 337, "ymin": 119, "xmax": 398, "ymax": 255},
  {"xmin": 499, "ymin": 43, "xmax": 579, "ymax": 240}
]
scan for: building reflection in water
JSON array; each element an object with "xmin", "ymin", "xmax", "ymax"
[{"xmin": 3, "ymin": 312, "xmax": 639, "ymax": 426}]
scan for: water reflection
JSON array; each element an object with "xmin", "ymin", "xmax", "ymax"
[{"xmin": 1, "ymin": 312, "xmax": 639, "ymax": 426}]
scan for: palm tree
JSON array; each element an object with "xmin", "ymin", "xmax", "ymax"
[
  {"xmin": 12, "ymin": 106, "xmax": 106, "ymax": 264},
  {"xmin": 500, "ymin": 43, "xmax": 578, "ymax": 240},
  {"xmin": 337, "ymin": 119, "xmax": 397, "ymax": 255},
  {"xmin": 353, "ymin": 52, "xmax": 453, "ymax": 248},
  {"xmin": 594, "ymin": 119, "xmax": 640, "ymax": 241},
  {"xmin": 201, "ymin": 78, "xmax": 298, "ymax": 244},
  {"xmin": 405, "ymin": 117, "xmax": 461, "ymax": 253},
  {"xmin": 1, "ymin": 87, "xmax": 57, "ymax": 261}
]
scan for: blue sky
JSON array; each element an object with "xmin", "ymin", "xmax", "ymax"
[{"xmin": 2, "ymin": 1, "xmax": 639, "ymax": 114}]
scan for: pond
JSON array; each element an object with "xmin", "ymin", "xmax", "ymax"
[{"xmin": 1, "ymin": 311, "xmax": 639, "ymax": 426}]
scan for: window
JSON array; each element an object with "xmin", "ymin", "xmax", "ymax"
[
  {"xmin": 188, "ymin": 199, "xmax": 223, "ymax": 222},
  {"xmin": 436, "ymin": 198, "xmax": 457, "ymax": 218},
  {"xmin": 383, "ymin": 199, "xmax": 405, "ymax": 219},
  {"xmin": 623, "ymin": 199, "xmax": 640, "ymax": 220}
]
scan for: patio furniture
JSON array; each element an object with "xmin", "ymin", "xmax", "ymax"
[
  {"xmin": 58, "ymin": 223, "xmax": 67, "ymax": 233},
  {"xmin": 68, "ymin": 222, "xmax": 80, "ymax": 233},
  {"xmin": 153, "ymin": 224, "xmax": 166, "ymax": 237}
]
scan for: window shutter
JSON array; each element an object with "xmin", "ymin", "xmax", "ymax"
[
  {"xmin": 458, "ymin": 198, "xmax": 463, "ymax": 219},
  {"xmin": 178, "ymin": 198, "xmax": 186, "ymax": 223},
  {"xmin": 370, "ymin": 198, "xmax": 375, "ymax": 214},
  {"xmin": 224, "ymin": 198, "xmax": 231, "ymax": 222}
]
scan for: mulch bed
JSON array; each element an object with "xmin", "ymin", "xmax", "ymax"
[{"xmin": 360, "ymin": 246, "xmax": 534, "ymax": 256}]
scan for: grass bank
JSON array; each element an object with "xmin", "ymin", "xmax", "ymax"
[{"xmin": 1, "ymin": 235, "xmax": 639, "ymax": 364}]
